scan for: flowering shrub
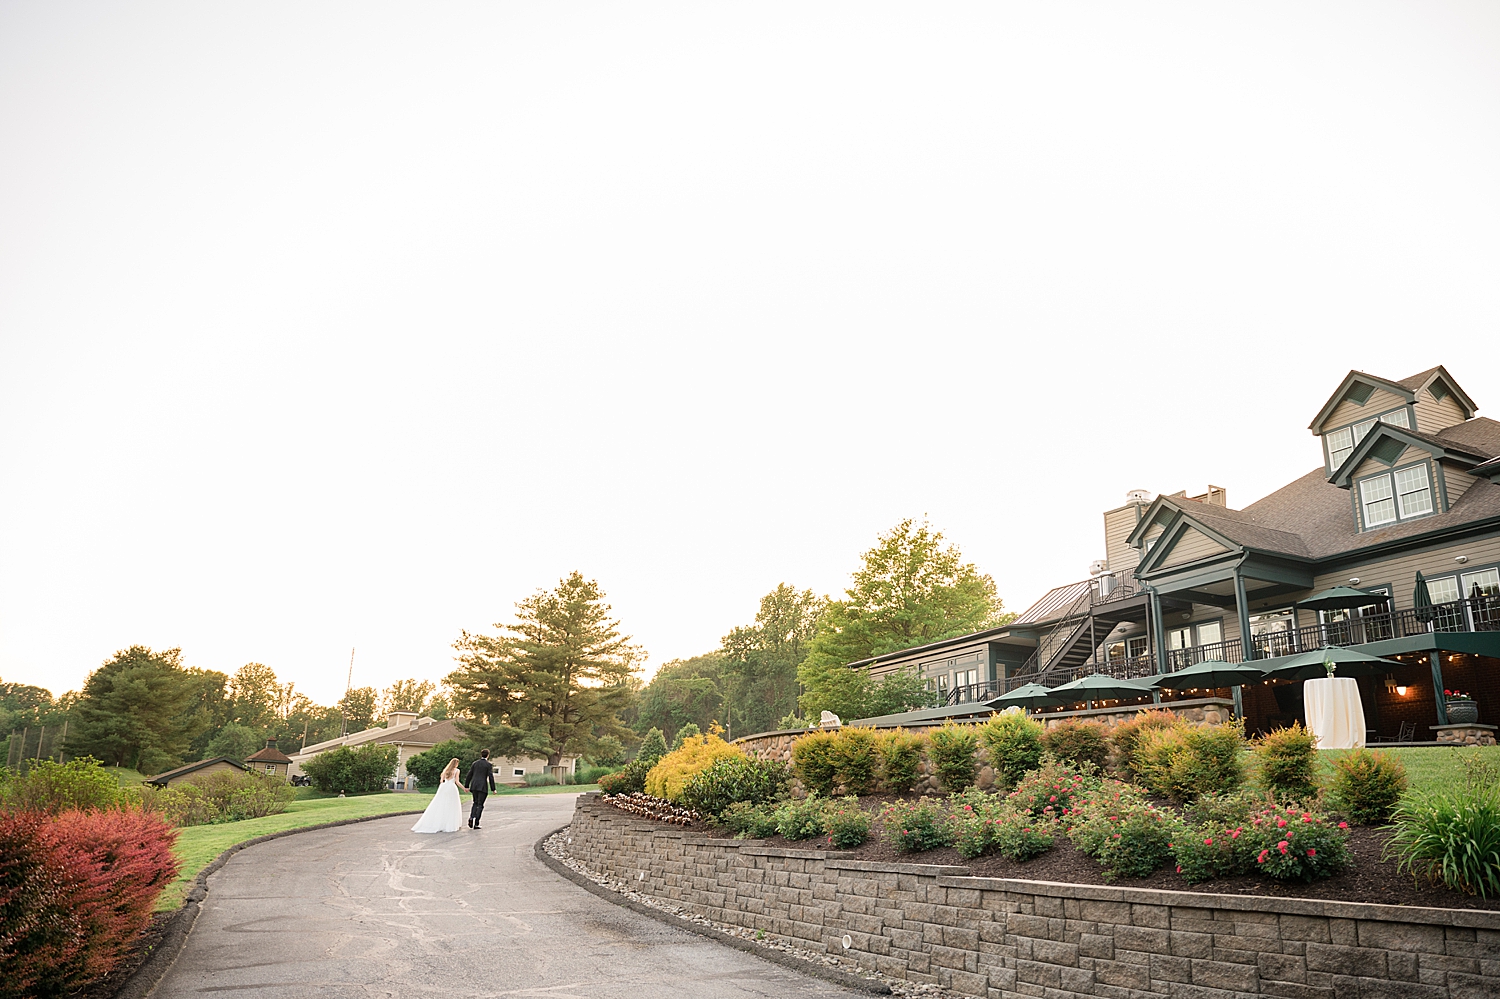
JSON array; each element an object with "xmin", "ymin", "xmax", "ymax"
[
  {"xmin": 791, "ymin": 731, "xmax": 840, "ymax": 797},
  {"xmin": 881, "ymin": 797, "xmax": 955, "ymax": 853},
  {"xmin": 824, "ymin": 799, "xmax": 872, "ymax": 848},
  {"xmin": 1006, "ymin": 760, "xmax": 1097, "ymax": 820},
  {"xmin": 928, "ymin": 721, "xmax": 979, "ymax": 791},
  {"xmin": 0, "ymin": 758, "xmax": 126, "ymax": 814},
  {"xmin": 1173, "ymin": 822, "xmax": 1256, "ymax": 883},
  {"xmin": 775, "ymin": 796, "xmax": 830, "ymax": 841},
  {"xmin": 947, "ymin": 791, "xmax": 1053, "ymax": 861},
  {"xmin": 1040, "ymin": 720, "xmax": 1111, "ymax": 771},
  {"xmin": 679, "ymin": 756, "xmax": 792, "ymax": 819},
  {"xmin": 877, "ymin": 729, "xmax": 926, "ymax": 793},
  {"xmin": 603, "ymin": 792, "xmax": 700, "ymax": 825},
  {"xmin": 598, "ymin": 759, "xmax": 651, "ymax": 796},
  {"xmin": 644, "ymin": 733, "xmax": 743, "ymax": 801},
  {"xmin": 1067, "ymin": 781, "xmax": 1182, "ymax": 878},
  {"xmin": 1254, "ymin": 723, "xmax": 1321, "ymax": 802},
  {"xmin": 1245, "ymin": 803, "xmax": 1352, "ymax": 882},
  {"xmin": 1330, "ymin": 748, "xmax": 1407, "ymax": 825},
  {"xmin": 978, "ymin": 712, "xmax": 1044, "ymax": 788},
  {"xmin": 0, "ymin": 808, "xmax": 180, "ymax": 999},
  {"xmin": 718, "ymin": 801, "xmax": 780, "ymax": 839}
]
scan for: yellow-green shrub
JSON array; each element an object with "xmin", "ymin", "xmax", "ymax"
[
  {"xmin": 877, "ymin": 729, "xmax": 926, "ymax": 793},
  {"xmin": 644, "ymin": 733, "xmax": 744, "ymax": 801},
  {"xmin": 830, "ymin": 727, "xmax": 881, "ymax": 796},
  {"xmin": 978, "ymin": 711, "xmax": 1045, "ymax": 788},
  {"xmin": 928, "ymin": 721, "xmax": 979, "ymax": 791},
  {"xmin": 791, "ymin": 730, "xmax": 840, "ymax": 797},
  {"xmin": 1110, "ymin": 710, "xmax": 1185, "ymax": 776}
]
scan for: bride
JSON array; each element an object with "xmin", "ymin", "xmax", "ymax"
[{"xmin": 411, "ymin": 758, "xmax": 465, "ymax": 833}]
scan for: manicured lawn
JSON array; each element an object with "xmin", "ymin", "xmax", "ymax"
[
  {"xmin": 160, "ymin": 784, "xmax": 599, "ymax": 909},
  {"xmin": 1318, "ymin": 745, "xmax": 1500, "ymax": 798},
  {"xmin": 105, "ymin": 766, "xmax": 150, "ymax": 785}
]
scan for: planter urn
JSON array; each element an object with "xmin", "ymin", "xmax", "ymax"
[{"xmin": 1447, "ymin": 699, "xmax": 1480, "ymax": 724}]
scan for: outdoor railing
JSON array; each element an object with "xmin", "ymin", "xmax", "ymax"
[{"xmin": 1001, "ymin": 594, "xmax": 1499, "ymax": 693}]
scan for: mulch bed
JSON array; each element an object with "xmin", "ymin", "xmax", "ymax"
[{"xmin": 636, "ymin": 796, "xmax": 1500, "ymax": 913}]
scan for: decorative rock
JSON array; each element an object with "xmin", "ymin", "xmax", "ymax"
[
  {"xmin": 1430, "ymin": 723, "xmax": 1498, "ymax": 746},
  {"xmin": 976, "ymin": 765, "xmax": 995, "ymax": 790}
]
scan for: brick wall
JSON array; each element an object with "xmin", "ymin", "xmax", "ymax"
[{"xmin": 568, "ymin": 793, "xmax": 1500, "ymax": 999}]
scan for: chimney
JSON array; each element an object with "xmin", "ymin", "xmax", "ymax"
[
  {"xmin": 386, "ymin": 710, "xmax": 418, "ymax": 730},
  {"xmin": 264, "ymin": 738, "xmax": 277, "ymax": 750}
]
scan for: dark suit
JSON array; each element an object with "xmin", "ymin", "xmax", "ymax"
[{"xmin": 465, "ymin": 758, "xmax": 496, "ymax": 827}]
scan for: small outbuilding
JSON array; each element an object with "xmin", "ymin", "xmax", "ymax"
[
  {"xmin": 145, "ymin": 757, "xmax": 249, "ymax": 787},
  {"xmin": 244, "ymin": 738, "xmax": 293, "ymax": 780}
]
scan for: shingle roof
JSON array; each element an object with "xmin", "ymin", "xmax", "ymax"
[
  {"xmin": 145, "ymin": 757, "xmax": 249, "ymax": 785},
  {"xmin": 1437, "ymin": 417, "xmax": 1500, "ymax": 457},
  {"xmin": 245, "ymin": 741, "xmax": 293, "ymax": 764},
  {"xmin": 1396, "ymin": 366, "xmax": 1444, "ymax": 392}
]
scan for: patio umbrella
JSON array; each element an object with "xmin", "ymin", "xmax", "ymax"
[
  {"xmin": 985, "ymin": 683, "xmax": 1063, "ymax": 711},
  {"xmin": 1295, "ymin": 586, "xmax": 1391, "ymax": 612},
  {"xmin": 1049, "ymin": 673, "xmax": 1157, "ymax": 703},
  {"xmin": 1150, "ymin": 660, "xmax": 1265, "ymax": 690},
  {"xmin": 1413, "ymin": 572, "xmax": 1434, "ymax": 624},
  {"xmin": 1262, "ymin": 646, "xmax": 1405, "ymax": 682}
]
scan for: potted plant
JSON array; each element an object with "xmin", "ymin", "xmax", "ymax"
[{"xmin": 1445, "ymin": 689, "xmax": 1479, "ymax": 725}]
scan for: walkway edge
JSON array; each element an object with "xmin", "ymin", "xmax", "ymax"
[
  {"xmin": 532, "ymin": 824, "xmax": 892, "ymax": 996},
  {"xmin": 116, "ymin": 808, "xmax": 424, "ymax": 999}
]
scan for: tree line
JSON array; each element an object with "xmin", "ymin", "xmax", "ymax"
[{"xmin": 9, "ymin": 517, "xmax": 1010, "ymax": 776}]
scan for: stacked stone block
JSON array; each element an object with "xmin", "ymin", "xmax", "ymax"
[{"xmin": 568, "ymin": 794, "xmax": 1500, "ymax": 999}]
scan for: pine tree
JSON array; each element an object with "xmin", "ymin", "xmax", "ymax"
[{"xmin": 447, "ymin": 572, "xmax": 642, "ymax": 766}]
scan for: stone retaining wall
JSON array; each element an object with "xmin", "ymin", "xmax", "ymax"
[{"xmin": 567, "ymin": 793, "xmax": 1500, "ymax": 999}]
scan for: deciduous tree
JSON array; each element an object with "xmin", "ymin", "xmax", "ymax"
[
  {"xmin": 798, "ymin": 519, "xmax": 1011, "ymax": 720},
  {"xmin": 380, "ymin": 679, "xmax": 436, "ymax": 715}
]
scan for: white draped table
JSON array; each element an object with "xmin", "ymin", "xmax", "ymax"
[{"xmin": 1304, "ymin": 676, "xmax": 1366, "ymax": 749}]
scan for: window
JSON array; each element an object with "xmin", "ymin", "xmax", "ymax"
[
  {"xmin": 1327, "ymin": 427, "xmax": 1355, "ymax": 470},
  {"xmin": 513, "ymin": 768, "xmax": 526, "ymax": 777},
  {"xmin": 1427, "ymin": 576, "xmax": 1461, "ymax": 604},
  {"xmin": 1196, "ymin": 620, "xmax": 1223, "ymax": 647},
  {"xmin": 1360, "ymin": 475, "xmax": 1397, "ymax": 526},
  {"xmin": 1395, "ymin": 466, "xmax": 1434, "ymax": 517},
  {"xmin": 1249, "ymin": 609, "xmax": 1296, "ymax": 657},
  {"xmin": 1325, "ymin": 409, "xmax": 1410, "ymax": 471},
  {"xmin": 1462, "ymin": 567, "xmax": 1500, "ymax": 599}
]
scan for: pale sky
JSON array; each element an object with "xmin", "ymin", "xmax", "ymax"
[{"xmin": 2, "ymin": 3, "xmax": 1497, "ymax": 706}]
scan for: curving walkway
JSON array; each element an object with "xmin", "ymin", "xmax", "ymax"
[{"xmin": 152, "ymin": 792, "xmax": 860, "ymax": 999}]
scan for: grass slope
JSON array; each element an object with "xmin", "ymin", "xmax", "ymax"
[{"xmin": 160, "ymin": 784, "xmax": 599, "ymax": 909}]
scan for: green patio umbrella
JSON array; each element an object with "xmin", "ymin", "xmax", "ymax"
[
  {"xmin": 985, "ymin": 683, "xmax": 1063, "ymax": 711},
  {"xmin": 1262, "ymin": 646, "xmax": 1405, "ymax": 682},
  {"xmin": 1413, "ymin": 572, "xmax": 1434, "ymax": 624},
  {"xmin": 1150, "ymin": 660, "xmax": 1265, "ymax": 690},
  {"xmin": 1295, "ymin": 586, "xmax": 1391, "ymax": 612},
  {"xmin": 1049, "ymin": 673, "xmax": 1157, "ymax": 703}
]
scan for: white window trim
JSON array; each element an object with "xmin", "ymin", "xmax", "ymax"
[
  {"xmin": 1325, "ymin": 407, "xmax": 1412, "ymax": 471},
  {"xmin": 1356, "ymin": 461, "xmax": 1434, "ymax": 530}
]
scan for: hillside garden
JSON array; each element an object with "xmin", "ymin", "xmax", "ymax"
[{"xmin": 598, "ymin": 714, "xmax": 1500, "ymax": 910}]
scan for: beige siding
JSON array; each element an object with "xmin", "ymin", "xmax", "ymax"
[
  {"xmin": 1310, "ymin": 535, "xmax": 1500, "ymax": 611},
  {"xmin": 1352, "ymin": 445, "xmax": 1424, "ymax": 482},
  {"xmin": 1413, "ymin": 390, "xmax": 1467, "ymax": 434},
  {"xmin": 1321, "ymin": 386, "xmax": 1408, "ymax": 432},
  {"xmin": 164, "ymin": 761, "xmax": 242, "ymax": 785},
  {"xmin": 1159, "ymin": 527, "xmax": 1230, "ymax": 568},
  {"xmin": 1441, "ymin": 464, "xmax": 1479, "ymax": 509},
  {"xmin": 1103, "ymin": 505, "xmax": 1143, "ymax": 573}
]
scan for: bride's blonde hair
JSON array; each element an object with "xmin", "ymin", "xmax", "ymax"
[{"xmin": 441, "ymin": 758, "xmax": 461, "ymax": 782}]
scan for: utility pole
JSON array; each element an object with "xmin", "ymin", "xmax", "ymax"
[
  {"xmin": 56, "ymin": 721, "xmax": 68, "ymax": 763},
  {"xmin": 340, "ymin": 648, "xmax": 355, "ymax": 737}
]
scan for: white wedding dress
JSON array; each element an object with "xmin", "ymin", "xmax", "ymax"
[{"xmin": 411, "ymin": 777, "xmax": 463, "ymax": 833}]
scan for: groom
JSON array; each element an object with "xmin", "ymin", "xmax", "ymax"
[{"xmin": 465, "ymin": 749, "xmax": 496, "ymax": 829}]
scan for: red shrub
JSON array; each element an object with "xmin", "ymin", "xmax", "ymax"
[{"xmin": 0, "ymin": 809, "xmax": 180, "ymax": 998}]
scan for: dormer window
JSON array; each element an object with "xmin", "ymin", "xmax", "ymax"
[
  {"xmin": 1357, "ymin": 462, "xmax": 1433, "ymax": 529},
  {"xmin": 1324, "ymin": 408, "xmax": 1410, "ymax": 472}
]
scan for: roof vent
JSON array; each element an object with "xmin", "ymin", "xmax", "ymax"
[{"xmin": 1126, "ymin": 489, "xmax": 1151, "ymax": 504}]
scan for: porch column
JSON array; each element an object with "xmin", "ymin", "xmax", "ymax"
[
  {"xmin": 1430, "ymin": 650, "xmax": 1448, "ymax": 725},
  {"xmin": 1233, "ymin": 569, "xmax": 1253, "ymax": 720},
  {"xmin": 1149, "ymin": 588, "xmax": 1167, "ymax": 674}
]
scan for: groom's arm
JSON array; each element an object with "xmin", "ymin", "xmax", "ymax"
[{"xmin": 487, "ymin": 762, "xmax": 496, "ymax": 792}]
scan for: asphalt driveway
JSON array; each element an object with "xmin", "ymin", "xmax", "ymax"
[{"xmin": 152, "ymin": 792, "xmax": 860, "ymax": 999}]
